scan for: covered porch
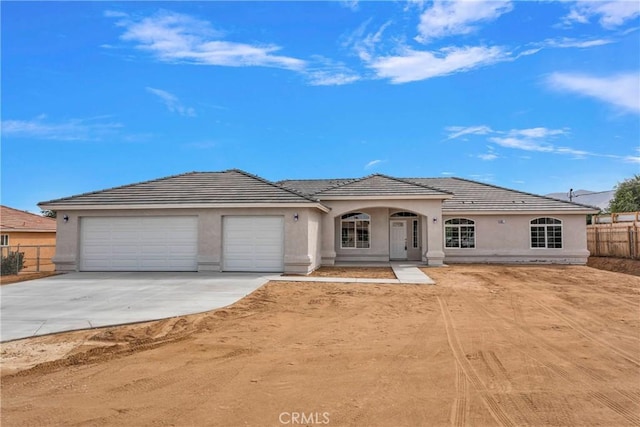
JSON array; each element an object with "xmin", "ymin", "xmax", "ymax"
[{"xmin": 319, "ymin": 200, "xmax": 446, "ymax": 267}]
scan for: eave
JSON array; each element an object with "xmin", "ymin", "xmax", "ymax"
[{"xmin": 38, "ymin": 202, "xmax": 331, "ymax": 213}]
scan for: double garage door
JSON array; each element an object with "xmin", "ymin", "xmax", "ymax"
[{"xmin": 80, "ymin": 216, "xmax": 284, "ymax": 272}]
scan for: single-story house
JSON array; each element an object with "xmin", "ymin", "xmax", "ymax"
[
  {"xmin": 38, "ymin": 169, "xmax": 598, "ymax": 274},
  {"xmin": 1, "ymin": 205, "xmax": 57, "ymax": 247}
]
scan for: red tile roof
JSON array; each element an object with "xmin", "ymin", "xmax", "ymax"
[{"xmin": 0, "ymin": 205, "xmax": 56, "ymax": 232}]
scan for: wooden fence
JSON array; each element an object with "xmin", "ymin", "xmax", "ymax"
[
  {"xmin": 0, "ymin": 245, "xmax": 56, "ymax": 274},
  {"xmin": 587, "ymin": 224, "xmax": 639, "ymax": 259}
]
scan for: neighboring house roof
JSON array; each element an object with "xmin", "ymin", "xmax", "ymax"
[
  {"xmin": 39, "ymin": 170, "xmax": 327, "ymax": 210},
  {"xmin": 312, "ymin": 174, "xmax": 453, "ymax": 199},
  {"xmin": 1, "ymin": 205, "xmax": 57, "ymax": 232},
  {"xmin": 408, "ymin": 177, "xmax": 598, "ymax": 212}
]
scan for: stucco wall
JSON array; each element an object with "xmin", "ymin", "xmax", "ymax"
[
  {"xmin": 442, "ymin": 213, "xmax": 590, "ymax": 264},
  {"xmin": 53, "ymin": 207, "xmax": 320, "ymax": 273},
  {"xmin": 2, "ymin": 232, "xmax": 56, "ymax": 247}
]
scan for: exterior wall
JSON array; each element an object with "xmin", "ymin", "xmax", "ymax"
[
  {"xmin": 2, "ymin": 231, "xmax": 56, "ymax": 247},
  {"xmin": 53, "ymin": 207, "xmax": 320, "ymax": 274},
  {"xmin": 442, "ymin": 213, "xmax": 590, "ymax": 264},
  {"xmin": 320, "ymin": 199, "xmax": 445, "ymax": 265}
]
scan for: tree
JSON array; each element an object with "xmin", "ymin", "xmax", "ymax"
[
  {"xmin": 41, "ymin": 210, "xmax": 57, "ymax": 218},
  {"xmin": 608, "ymin": 175, "xmax": 640, "ymax": 213}
]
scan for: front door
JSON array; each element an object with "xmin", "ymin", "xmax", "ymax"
[{"xmin": 390, "ymin": 220, "xmax": 407, "ymax": 259}]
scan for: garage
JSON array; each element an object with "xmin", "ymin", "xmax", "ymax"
[
  {"xmin": 223, "ymin": 216, "xmax": 284, "ymax": 272},
  {"xmin": 80, "ymin": 216, "xmax": 198, "ymax": 271}
]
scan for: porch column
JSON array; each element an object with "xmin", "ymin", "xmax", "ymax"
[
  {"xmin": 426, "ymin": 214, "xmax": 445, "ymax": 266},
  {"xmin": 421, "ymin": 215, "xmax": 428, "ymax": 263},
  {"xmin": 321, "ymin": 214, "xmax": 336, "ymax": 265}
]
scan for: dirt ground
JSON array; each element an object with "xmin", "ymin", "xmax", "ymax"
[
  {"xmin": 587, "ymin": 256, "xmax": 640, "ymax": 276},
  {"xmin": 307, "ymin": 266, "xmax": 396, "ymax": 279},
  {"xmin": 1, "ymin": 265, "xmax": 639, "ymax": 427},
  {"xmin": 0, "ymin": 271, "xmax": 59, "ymax": 285}
]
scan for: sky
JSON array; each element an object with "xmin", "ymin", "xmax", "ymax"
[{"xmin": 2, "ymin": 0, "xmax": 639, "ymax": 213}]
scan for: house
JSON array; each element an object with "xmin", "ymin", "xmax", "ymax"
[
  {"xmin": 0, "ymin": 205, "xmax": 57, "ymax": 247},
  {"xmin": 38, "ymin": 169, "xmax": 598, "ymax": 274}
]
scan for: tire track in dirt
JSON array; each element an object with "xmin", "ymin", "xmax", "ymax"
[
  {"xmin": 532, "ymin": 300, "xmax": 640, "ymax": 367},
  {"xmin": 447, "ymin": 282, "xmax": 639, "ymax": 426},
  {"xmin": 451, "ymin": 362, "xmax": 468, "ymax": 427},
  {"xmin": 437, "ymin": 296, "xmax": 517, "ymax": 427}
]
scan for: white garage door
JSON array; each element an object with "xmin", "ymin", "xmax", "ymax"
[
  {"xmin": 223, "ymin": 216, "xmax": 284, "ymax": 272},
  {"xmin": 81, "ymin": 216, "xmax": 198, "ymax": 271}
]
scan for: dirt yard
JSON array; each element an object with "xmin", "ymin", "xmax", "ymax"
[{"xmin": 1, "ymin": 265, "xmax": 639, "ymax": 426}]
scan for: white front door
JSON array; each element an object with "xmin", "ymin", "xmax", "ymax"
[{"xmin": 390, "ymin": 220, "xmax": 407, "ymax": 259}]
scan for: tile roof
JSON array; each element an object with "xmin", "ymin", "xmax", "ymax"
[
  {"xmin": 1, "ymin": 205, "xmax": 57, "ymax": 232},
  {"xmin": 311, "ymin": 174, "xmax": 453, "ymax": 198},
  {"xmin": 39, "ymin": 170, "xmax": 323, "ymax": 207},
  {"xmin": 408, "ymin": 177, "xmax": 598, "ymax": 212},
  {"xmin": 280, "ymin": 176, "xmax": 598, "ymax": 212}
]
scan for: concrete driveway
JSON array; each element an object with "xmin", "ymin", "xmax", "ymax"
[{"xmin": 0, "ymin": 272, "xmax": 271, "ymax": 342}]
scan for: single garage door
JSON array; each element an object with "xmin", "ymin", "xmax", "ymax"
[
  {"xmin": 81, "ymin": 216, "xmax": 198, "ymax": 271},
  {"xmin": 223, "ymin": 216, "xmax": 284, "ymax": 272}
]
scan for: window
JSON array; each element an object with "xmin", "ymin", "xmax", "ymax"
[
  {"xmin": 341, "ymin": 213, "xmax": 370, "ymax": 248},
  {"xmin": 0, "ymin": 235, "xmax": 8, "ymax": 246},
  {"xmin": 390, "ymin": 211, "xmax": 417, "ymax": 218},
  {"xmin": 445, "ymin": 218, "xmax": 475, "ymax": 248},
  {"xmin": 412, "ymin": 220, "xmax": 419, "ymax": 248},
  {"xmin": 530, "ymin": 217, "xmax": 562, "ymax": 248}
]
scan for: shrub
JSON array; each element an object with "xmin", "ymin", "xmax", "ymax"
[{"xmin": 1, "ymin": 251, "xmax": 25, "ymax": 275}]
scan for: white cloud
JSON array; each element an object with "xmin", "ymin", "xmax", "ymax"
[
  {"xmin": 110, "ymin": 10, "xmax": 305, "ymax": 71},
  {"xmin": 489, "ymin": 136, "xmax": 555, "ymax": 152},
  {"xmin": 625, "ymin": 155, "xmax": 640, "ymax": 163},
  {"xmin": 546, "ymin": 72, "xmax": 640, "ymax": 113},
  {"xmin": 563, "ymin": 1, "xmax": 640, "ymax": 29},
  {"xmin": 1, "ymin": 115, "xmax": 123, "ymax": 141},
  {"xmin": 509, "ymin": 127, "xmax": 568, "ymax": 138},
  {"xmin": 370, "ymin": 45, "xmax": 508, "ymax": 83},
  {"xmin": 445, "ymin": 125, "xmax": 493, "ymax": 140},
  {"xmin": 146, "ymin": 87, "xmax": 195, "ymax": 116},
  {"xmin": 365, "ymin": 159, "xmax": 383, "ymax": 169},
  {"xmin": 416, "ymin": 0, "xmax": 513, "ymax": 42},
  {"xmin": 339, "ymin": 0, "xmax": 359, "ymax": 12},
  {"xmin": 478, "ymin": 153, "xmax": 498, "ymax": 161},
  {"xmin": 305, "ymin": 57, "xmax": 361, "ymax": 86},
  {"xmin": 540, "ymin": 37, "xmax": 614, "ymax": 49}
]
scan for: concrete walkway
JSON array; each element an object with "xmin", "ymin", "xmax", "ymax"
[
  {"xmin": 1, "ymin": 272, "xmax": 270, "ymax": 342},
  {"xmin": 272, "ymin": 263, "xmax": 435, "ymax": 285}
]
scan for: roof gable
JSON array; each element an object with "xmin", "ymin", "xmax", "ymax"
[
  {"xmin": 1, "ymin": 205, "xmax": 56, "ymax": 232},
  {"xmin": 39, "ymin": 169, "xmax": 323, "ymax": 208},
  {"xmin": 314, "ymin": 174, "xmax": 453, "ymax": 199}
]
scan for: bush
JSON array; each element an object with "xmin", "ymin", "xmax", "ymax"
[{"xmin": 1, "ymin": 251, "xmax": 25, "ymax": 275}]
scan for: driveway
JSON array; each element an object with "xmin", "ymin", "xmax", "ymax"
[{"xmin": 0, "ymin": 272, "xmax": 271, "ymax": 342}]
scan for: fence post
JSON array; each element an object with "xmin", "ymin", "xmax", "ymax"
[
  {"xmin": 36, "ymin": 246, "xmax": 41, "ymax": 272},
  {"xmin": 594, "ymin": 228, "xmax": 599, "ymax": 256}
]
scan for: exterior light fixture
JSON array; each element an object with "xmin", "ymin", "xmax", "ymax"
[
  {"xmin": 294, "ymin": 213, "xmax": 299, "ymax": 222},
  {"xmin": 63, "ymin": 215, "xmax": 69, "ymax": 223},
  {"xmin": 432, "ymin": 217, "xmax": 438, "ymax": 224}
]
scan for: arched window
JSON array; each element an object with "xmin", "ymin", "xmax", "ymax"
[
  {"xmin": 530, "ymin": 217, "xmax": 562, "ymax": 248},
  {"xmin": 445, "ymin": 218, "xmax": 475, "ymax": 248},
  {"xmin": 341, "ymin": 213, "xmax": 370, "ymax": 248}
]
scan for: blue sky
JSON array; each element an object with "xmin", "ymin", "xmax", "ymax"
[{"xmin": 2, "ymin": 1, "xmax": 639, "ymax": 212}]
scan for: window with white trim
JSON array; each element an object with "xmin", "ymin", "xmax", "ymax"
[
  {"xmin": 445, "ymin": 218, "xmax": 475, "ymax": 248},
  {"xmin": 341, "ymin": 213, "xmax": 370, "ymax": 248},
  {"xmin": 0, "ymin": 235, "xmax": 8, "ymax": 246},
  {"xmin": 530, "ymin": 217, "xmax": 562, "ymax": 248}
]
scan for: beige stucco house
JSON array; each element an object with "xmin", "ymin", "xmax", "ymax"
[{"xmin": 39, "ymin": 169, "xmax": 598, "ymax": 274}]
